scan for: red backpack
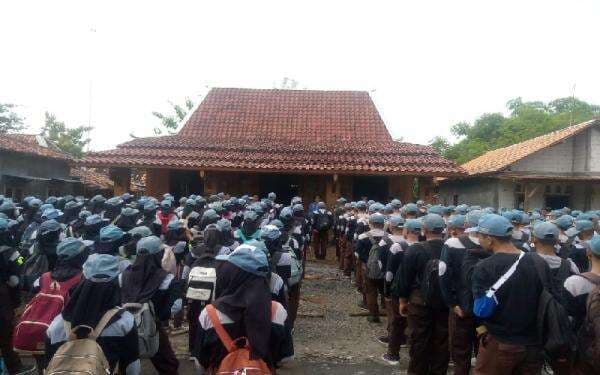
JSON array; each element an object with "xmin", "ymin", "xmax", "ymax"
[
  {"xmin": 205, "ymin": 303, "xmax": 276, "ymax": 375},
  {"xmin": 13, "ymin": 272, "xmax": 82, "ymax": 353}
]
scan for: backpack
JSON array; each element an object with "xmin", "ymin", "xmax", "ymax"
[
  {"xmin": 122, "ymin": 302, "xmax": 160, "ymax": 358},
  {"xmin": 366, "ymin": 235, "xmax": 384, "ymax": 279},
  {"xmin": 205, "ymin": 303, "xmax": 275, "ymax": 375},
  {"xmin": 316, "ymin": 213, "xmax": 331, "ymax": 231},
  {"xmin": 13, "ymin": 272, "xmax": 81, "ymax": 353},
  {"xmin": 21, "ymin": 252, "xmax": 49, "ymax": 291},
  {"xmin": 44, "ymin": 308, "xmax": 120, "ymax": 375},
  {"xmin": 577, "ymin": 272, "xmax": 600, "ymax": 368},
  {"xmin": 186, "ymin": 265, "xmax": 217, "ymax": 302},
  {"xmin": 419, "ymin": 241, "xmax": 446, "ymax": 309},
  {"xmin": 532, "ymin": 254, "xmax": 576, "ymax": 361},
  {"xmin": 282, "ymin": 237, "xmax": 302, "ymax": 286}
]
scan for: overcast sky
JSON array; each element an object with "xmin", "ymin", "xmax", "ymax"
[{"xmin": 1, "ymin": 1, "xmax": 599, "ymax": 151}]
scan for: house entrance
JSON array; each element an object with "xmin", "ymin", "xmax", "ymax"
[{"xmin": 545, "ymin": 195, "xmax": 570, "ymax": 210}]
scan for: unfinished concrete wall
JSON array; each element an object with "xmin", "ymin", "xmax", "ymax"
[
  {"xmin": 589, "ymin": 127, "xmax": 600, "ymax": 172},
  {"xmin": 438, "ymin": 178, "xmax": 498, "ymax": 208},
  {"xmin": 511, "ymin": 138, "xmax": 574, "ymax": 173}
]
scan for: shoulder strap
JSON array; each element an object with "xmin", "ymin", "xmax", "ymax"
[
  {"xmin": 580, "ymin": 272, "xmax": 600, "ymax": 286},
  {"xmin": 40, "ymin": 272, "xmax": 52, "ymax": 291},
  {"xmin": 271, "ymin": 301, "xmax": 277, "ymax": 319},
  {"xmin": 530, "ymin": 252, "xmax": 551, "ymax": 289},
  {"xmin": 89, "ymin": 308, "xmax": 121, "ymax": 340},
  {"xmin": 490, "ymin": 251, "xmax": 525, "ymax": 292},
  {"xmin": 206, "ymin": 304, "xmax": 235, "ymax": 352}
]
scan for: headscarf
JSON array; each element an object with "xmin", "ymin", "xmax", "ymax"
[
  {"xmin": 120, "ymin": 251, "xmax": 168, "ymax": 303},
  {"xmin": 213, "ymin": 261, "xmax": 271, "ymax": 361},
  {"xmin": 62, "ymin": 278, "xmax": 121, "ymax": 329}
]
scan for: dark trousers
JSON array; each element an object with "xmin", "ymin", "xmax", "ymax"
[
  {"xmin": 365, "ymin": 277, "xmax": 384, "ymax": 318},
  {"xmin": 288, "ymin": 283, "xmax": 301, "ymax": 328},
  {"xmin": 474, "ymin": 334, "xmax": 542, "ymax": 375},
  {"xmin": 337, "ymin": 236, "xmax": 346, "ymax": 270},
  {"xmin": 151, "ymin": 327, "xmax": 180, "ymax": 375},
  {"xmin": 314, "ymin": 230, "xmax": 328, "ymax": 260},
  {"xmin": 385, "ymin": 297, "xmax": 407, "ymax": 356},
  {"xmin": 187, "ymin": 301, "xmax": 204, "ymax": 353},
  {"xmin": 0, "ymin": 288, "xmax": 22, "ymax": 374},
  {"xmin": 407, "ymin": 303, "xmax": 449, "ymax": 375},
  {"xmin": 343, "ymin": 239, "xmax": 354, "ymax": 276},
  {"xmin": 449, "ymin": 311, "xmax": 477, "ymax": 375}
]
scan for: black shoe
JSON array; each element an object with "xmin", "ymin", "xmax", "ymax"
[
  {"xmin": 377, "ymin": 335, "xmax": 389, "ymax": 345},
  {"xmin": 381, "ymin": 353, "xmax": 400, "ymax": 365},
  {"xmin": 358, "ymin": 301, "xmax": 368, "ymax": 310}
]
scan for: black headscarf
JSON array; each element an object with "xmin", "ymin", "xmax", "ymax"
[
  {"xmin": 115, "ymin": 214, "xmax": 138, "ymax": 232},
  {"xmin": 62, "ymin": 278, "xmax": 121, "ymax": 329},
  {"xmin": 213, "ymin": 261, "xmax": 271, "ymax": 361},
  {"xmin": 120, "ymin": 251, "xmax": 168, "ymax": 303},
  {"xmin": 51, "ymin": 251, "xmax": 88, "ymax": 282}
]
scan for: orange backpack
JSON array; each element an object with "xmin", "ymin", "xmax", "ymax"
[{"xmin": 205, "ymin": 303, "xmax": 276, "ymax": 375}]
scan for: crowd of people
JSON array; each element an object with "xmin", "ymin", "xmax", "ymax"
[{"xmin": 0, "ymin": 192, "xmax": 598, "ymax": 374}]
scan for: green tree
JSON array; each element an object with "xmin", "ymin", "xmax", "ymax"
[
  {"xmin": 41, "ymin": 112, "xmax": 92, "ymax": 158},
  {"xmin": 152, "ymin": 98, "xmax": 195, "ymax": 135},
  {"xmin": 429, "ymin": 136, "xmax": 450, "ymax": 155},
  {"xmin": 0, "ymin": 103, "xmax": 26, "ymax": 133},
  {"xmin": 441, "ymin": 96, "xmax": 600, "ymax": 164}
]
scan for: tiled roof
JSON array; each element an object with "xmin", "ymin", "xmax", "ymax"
[
  {"xmin": 70, "ymin": 167, "xmax": 114, "ymax": 190},
  {"xmin": 0, "ymin": 134, "xmax": 70, "ymax": 161},
  {"xmin": 82, "ymin": 88, "xmax": 464, "ymax": 176},
  {"xmin": 461, "ymin": 119, "xmax": 600, "ymax": 175}
]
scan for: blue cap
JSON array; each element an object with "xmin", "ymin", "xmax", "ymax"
[
  {"xmin": 99, "ymin": 225, "xmax": 124, "ymax": 242},
  {"xmin": 121, "ymin": 207, "xmax": 139, "ymax": 216},
  {"xmin": 85, "ymin": 214, "xmax": 103, "ymax": 226},
  {"xmin": 202, "ymin": 209, "xmax": 220, "ymax": 221},
  {"xmin": 216, "ymin": 218, "xmax": 232, "ymax": 232},
  {"xmin": 243, "ymin": 210, "xmax": 259, "ymax": 221},
  {"xmin": 466, "ymin": 210, "xmax": 483, "ymax": 228},
  {"xmin": 269, "ymin": 219, "xmax": 284, "ymax": 230},
  {"xmin": 575, "ymin": 220, "xmax": 594, "ymax": 232},
  {"xmin": 261, "ymin": 224, "xmax": 281, "ymax": 240},
  {"xmin": 590, "ymin": 235, "xmax": 600, "ymax": 256},
  {"xmin": 167, "ymin": 219, "xmax": 184, "ymax": 230},
  {"xmin": 160, "ymin": 199, "xmax": 172, "ymax": 208},
  {"xmin": 128, "ymin": 226, "xmax": 152, "ymax": 238},
  {"xmin": 57, "ymin": 237, "xmax": 86, "ymax": 259},
  {"xmin": 356, "ymin": 201, "xmax": 367, "ymax": 210},
  {"xmin": 143, "ymin": 201, "xmax": 157, "ymax": 211},
  {"xmin": 268, "ymin": 192, "xmax": 276, "ymax": 200},
  {"xmin": 42, "ymin": 208, "xmax": 63, "ymax": 220},
  {"xmin": 136, "ymin": 235, "xmax": 164, "ymax": 254},
  {"xmin": 216, "ymin": 241, "xmax": 269, "ymax": 277},
  {"xmin": 532, "ymin": 222, "xmax": 559, "ymax": 240},
  {"xmin": 553, "ymin": 215, "xmax": 574, "ymax": 230},
  {"xmin": 403, "ymin": 203, "xmax": 418, "ymax": 214},
  {"xmin": 405, "ymin": 218, "xmax": 422, "ymax": 233},
  {"xmin": 428, "ymin": 205, "xmax": 445, "ymax": 215},
  {"xmin": 476, "ymin": 214, "xmax": 513, "ymax": 237},
  {"xmin": 29, "ymin": 198, "xmax": 43, "ymax": 208},
  {"xmin": 422, "ymin": 213, "xmax": 445, "ymax": 230},
  {"xmin": 448, "ymin": 215, "xmax": 466, "ymax": 229},
  {"xmin": 389, "ymin": 215, "xmax": 405, "ymax": 228},
  {"xmin": 279, "ymin": 207, "xmax": 293, "ymax": 219},
  {"xmin": 455, "ymin": 204, "xmax": 469, "ymax": 215},
  {"xmin": 369, "ymin": 213, "xmax": 385, "ymax": 225},
  {"xmin": 39, "ymin": 219, "xmax": 62, "ymax": 235},
  {"xmin": 0, "ymin": 218, "xmax": 9, "ymax": 231},
  {"xmin": 83, "ymin": 254, "xmax": 120, "ymax": 281},
  {"xmin": 106, "ymin": 197, "xmax": 123, "ymax": 207}
]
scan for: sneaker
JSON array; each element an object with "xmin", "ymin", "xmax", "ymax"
[
  {"xmin": 367, "ymin": 316, "xmax": 381, "ymax": 324},
  {"xmin": 358, "ymin": 301, "xmax": 368, "ymax": 310},
  {"xmin": 381, "ymin": 353, "xmax": 400, "ymax": 366},
  {"xmin": 377, "ymin": 336, "xmax": 389, "ymax": 345}
]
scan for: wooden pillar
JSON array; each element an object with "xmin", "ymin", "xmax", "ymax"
[
  {"xmin": 325, "ymin": 174, "xmax": 341, "ymax": 207},
  {"xmin": 418, "ymin": 177, "xmax": 434, "ymax": 203},
  {"xmin": 389, "ymin": 175, "xmax": 414, "ymax": 204},
  {"xmin": 145, "ymin": 168, "xmax": 170, "ymax": 198},
  {"xmin": 109, "ymin": 167, "xmax": 131, "ymax": 196}
]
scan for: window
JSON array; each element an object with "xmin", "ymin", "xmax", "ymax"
[
  {"xmin": 5, "ymin": 187, "xmax": 23, "ymax": 202},
  {"xmin": 565, "ymin": 185, "xmax": 573, "ymax": 194},
  {"xmin": 555, "ymin": 185, "xmax": 562, "ymax": 194},
  {"xmin": 545, "ymin": 185, "xmax": 551, "ymax": 194}
]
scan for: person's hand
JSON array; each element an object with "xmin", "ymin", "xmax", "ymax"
[
  {"xmin": 399, "ymin": 299, "xmax": 409, "ymax": 317},
  {"xmin": 453, "ymin": 305, "xmax": 465, "ymax": 318}
]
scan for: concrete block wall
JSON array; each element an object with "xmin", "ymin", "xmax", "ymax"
[
  {"xmin": 589, "ymin": 127, "xmax": 600, "ymax": 171},
  {"xmin": 511, "ymin": 138, "xmax": 574, "ymax": 173}
]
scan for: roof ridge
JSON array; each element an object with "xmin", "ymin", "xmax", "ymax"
[{"xmin": 210, "ymin": 87, "xmax": 370, "ymax": 94}]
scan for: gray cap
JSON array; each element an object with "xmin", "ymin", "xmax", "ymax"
[
  {"xmin": 121, "ymin": 207, "xmax": 139, "ymax": 216},
  {"xmin": 532, "ymin": 222, "xmax": 559, "ymax": 240},
  {"xmin": 57, "ymin": 237, "xmax": 87, "ymax": 259},
  {"xmin": 553, "ymin": 215, "xmax": 574, "ymax": 230},
  {"xmin": 389, "ymin": 215, "xmax": 405, "ymax": 228},
  {"xmin": 216, "ymin": 218, "xmax": 232, "ymax": 232},
  {"xmin": 128, "ymin": 226, "xmax": 152, "ymax": 238},
  {"xmin": 167, "ymin": 219, "xmax": 184, "ymax": 230},
  {"xmin": 369, "ymin": 213, "xmax": 385, "ymax": 225},
  {"xmin": 422, "ymin": 214, "xmax": 445, "ymax": 230},
  {"xmin": 85, "ymin": 214, "xmax": 103, "ymax": 226},
  {"xmin": 590, "ymin": 235, "xmax": 600, "ymax": 256},
  {"xmin": 99, "ymin": 225, "xmax": 124, "ymax": 242},
  {"xmin": 83, "ymin": 254, "xmax": 120, "ymax": 281},
  {"xmin": 39, "ymin": 219, "xmax": 62, "ymax": 235},
  {"xmin": 448, "ymin": 215, "xmax": 466, "ymax": 229},
  {"xmin": 136, "ymin": 235, "xmax": 164, "ymax": 255},
  {"xmin": 405, "ymin": 218, "xmax": 422, "ymax": 233},
  {"xmin": 261, "ymin": 224, "xmax": 281, "ymax": 240},
  {"xmin": 216, "ymin": 241, "xmax": 269, "ymax": 277},
  {"xmin": 202, "ymin": 209, "xmax": 220, "ymax": 221},
  {"xmin": 475, "ymin": 214, "xmax": 513, "ymax": 237}
]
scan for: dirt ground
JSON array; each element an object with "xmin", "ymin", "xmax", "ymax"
[{"xmin": 156, "ymin": 246, "xmax": 410, "ymax": 374}]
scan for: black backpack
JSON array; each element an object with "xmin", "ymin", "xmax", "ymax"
[
  {"xmin": 316, "ymin": 213, "xmax": 331, "ymax": 231},
  {"xmin": 531, "ymin": 254, "xmax": 576, "ymax": 361},
  {"xmin": 419, "ymin": 241, "xmax": 446, "ymax": 310}
]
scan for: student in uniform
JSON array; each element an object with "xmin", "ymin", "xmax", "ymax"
[
  {"xmin": 563, "ymin": 235, "xmax": 600, "ymax": 374},
  {"xmin": 45, "ymin": 254, "xmax": 141, "ymax": 375},
  {"xmin": 194, "ymin": 244, "xmax": 294, "ymax": 372},
  {"xmin": 439, "ymin": 210, "xmax": 484, "ymax": 375},
  {"xmin": 471, "ymin": 214, "xmax": 544, "ymax": 375},
  {"xmin": 379, "ymin": 214, "xmax": 408, "ymax": 365},
  {"xmin": 120, "ymin": 236, "xmax": 182, "ymax": 375},
  {"xmin": 398, "ymin": 214, "xmax": 450, "ymax": 375},
  {"xmin": 567, "ymin": 220, "xmax": 594, "ymax": 272},
  {"xmin": 312, "ymin": 202, "xmax": 333, "ymax": 260}
]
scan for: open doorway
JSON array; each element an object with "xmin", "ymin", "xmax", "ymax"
[
  {"xmin": 170, "ymin": 170, "xmax": 203, "ymax": 200},
  {"xmin": 545, "ymin": 195, "xmax": 570, "ymax": 210},
  {"xmin": 352, "ymin": 176, "xmax": 389, "ymax": 202},
  {"xmin": 258, "ymin": 174, "xmax": 300, "ymax": 206}
]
